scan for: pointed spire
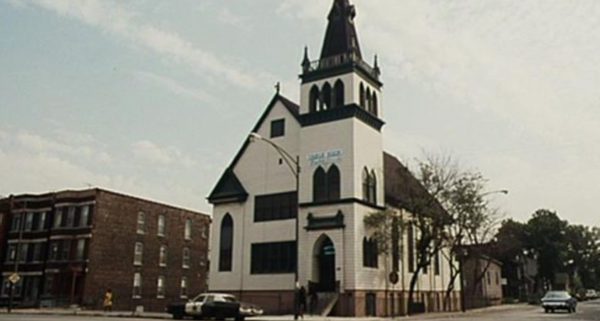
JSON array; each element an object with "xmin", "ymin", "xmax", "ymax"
[
  {"xmin": 373, "ymin": 54, "xmax": 381, "ymax": 76},
  {"xmin": 301, "ymin": 46, "xmax": 311, "ymax": 73},
  {"xmin": 320, "ymin": 0, "xmax": 362, "ymax": 60}
]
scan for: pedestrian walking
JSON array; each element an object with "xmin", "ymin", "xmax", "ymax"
[
  {"xmin": 103, "ymin": 288, "xmax": 113, "ymax": 312},
  {"xmin": 298, "ymin": 286, "xmax": 307, "ymax": 319}
]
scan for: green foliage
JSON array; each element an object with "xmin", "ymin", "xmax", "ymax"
[{"xmin": 363, "ymin": 209, "xmax": 402, "ymax": 256}]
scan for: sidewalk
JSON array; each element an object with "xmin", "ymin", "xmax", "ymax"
[
  {"xmin": 0, "ymin": 303, "xmax": 532, "ymax": 320},
  {"xmin": 0, "ymin": 307, "xmax": 170, "ymax": 319}
]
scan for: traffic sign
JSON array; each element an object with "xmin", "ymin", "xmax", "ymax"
[
  {"xmin": 389, "ymin": 271, "xmax": 399, "ymax": 284},
  {"xmin": 8, "ymin": 273, "xmax": 20, "ymax": 284}
]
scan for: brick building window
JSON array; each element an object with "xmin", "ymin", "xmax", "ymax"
[
  {"xmin": 200, "ymin": 225, "xmax": 207, "ymax": 239},
  {"xmin": 75, "ymin": 239, "xmax": 86, "ymax": 261},
  {"xmin": 5, "ymin": 245, "xmax": 16, "ymax": 263},
  {"xmin": 24, "ymin": 212, "xmax": 34, "ymax": 231},
  {"xmin": 159, "ymin": 246, "xmax": 167, "ymax": 267},
  {"xmin": 31, "ymin": 243, "xmax": 43, "ymax": 262},
  {"xmin": 184, "ymin": 219, "xmax": 192, "ymax": 240},
  {"xmin": 137, "ymin": 212, "xmax": 145, "ymax": 234},
  {"xmin": 53, "ymin": 209, "xmax": 63, "ymax": 228},
  {"xmin": 134, "ymin": 242, "xmax": 143, "ymax": 266},
  {"xmin": 132, "ymin": 273, "xmax": 142, "ymax": 298},
  {"xmin": 79, "ymin": 205, "xmax": 90, "ymax": 227},
  {"xmin": 18, "ymin": 243, "xmax": 29, "ymax": 263},
  {"xmin": 36, "ymin": 212, "xmax": 47, "ymax": 231},
  {"xmin": 157, "ymin": 276, "xmax": 165, "ymax": 298},
  {"xmin": 157, "ymin": 215, "xmax": 165, "ymax": 237},
  {"xmin": 66, "ymin": 207, "xmax": 76, "ymax": 227},
  {"xmin": 48, "ymin": 242, "xmax": 59, "ymax": 261},
  {"xmin": 180, "ymin": 277, "xmax": 188, "ymax": 298},
  {"xmin": 182, "ymin": 247, "xmax": 190, "ymax": 269},
  {"xmin": 59, "ymin": 240, "xmax": 71, "ymax": 261},
  {"xmin": 10, "ymin": 214, "xmax": 22, "ymax": 232}
]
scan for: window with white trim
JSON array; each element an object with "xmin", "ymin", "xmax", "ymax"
[
  {"xmin": 157, "ymin": 215, "xmax": 165, "ymax": 237},
  {"xmin": 180, "ymin": 277, "xmax": 188, "ymax": 298},
  {"xmin": 157, "ymin": 276, "xmax": 165, "ymax": 298},
  {"xmin": 137, "ymin": 212, "xmax": 145, "ymax": 234},
  {"xmin": 184, "ymin": 219, "xmax": 192, "ymax": 240},
  {"xmin": 159, "ymin": 245, "xmax": 167, "ymax": 267},
  {"xmin": 182, "ymin": 247, "xmax": 190, "ymax": 269},
  {"xmin": 134, "ymin": 242, "xmax": 143, "ymax": 266},
  {"xmin": 132, "ymin": 273, "xmax": 142, "ymax": 298}
]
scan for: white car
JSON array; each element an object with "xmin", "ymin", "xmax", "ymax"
[
  {"xmin": 586, "ymin": 289, "xmax": 598, "ymax": 300},
  {"xmin": 166, "ymin": 293, "xmax": 263, "ymax": 320}
]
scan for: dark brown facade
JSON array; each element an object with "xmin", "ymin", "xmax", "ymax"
[{"xmin": 0, "ymin": 189, "xmax": 210, "ymax": 312}]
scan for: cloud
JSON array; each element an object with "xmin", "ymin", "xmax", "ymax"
[
  {"xmin": 218, "ymin": 8, "xmax": 247, "ymax": 29},
  {"xmin": 131, "ymin": 140, "xmax": 196, "ymax": 168},
  {"xmin": 10, "ymin": 0, "xmax": 269, "ymax": 90},
  {"xmin": 133, "ymin": 70, "xmax": 213, "ymax": 104}
]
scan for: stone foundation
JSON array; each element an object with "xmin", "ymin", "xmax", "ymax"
[{"xmin": 215, "ymin": 289, "xmax": 462, "ymax": 317}]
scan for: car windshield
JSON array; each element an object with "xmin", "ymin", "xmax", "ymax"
[
  {"xmin": 192, "ymin": 294, "xmax": 207, "ymax": 302},
  {"xmin": 544, "ymin": 292, "xmax": 569, "ymax": 299}
]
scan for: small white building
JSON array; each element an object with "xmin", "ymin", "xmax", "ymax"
[{"xmin": 208, "ymin": 0, "xmax": 461, "ymax": 316}]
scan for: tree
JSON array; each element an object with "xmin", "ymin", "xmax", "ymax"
[
  {"xmin": 364, "ymin": 209, "xmax": 403, "ymax": 315},
  {"xmin": 525, "ymin": 209, "xmax": 568, "ymax": 290}
]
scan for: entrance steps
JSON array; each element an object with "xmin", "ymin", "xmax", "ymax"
[{"xmin": 315, "ymin": 292, "xmax": 338, "ymax": 316}]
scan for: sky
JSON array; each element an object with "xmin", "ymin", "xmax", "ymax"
[{"xmin": 1, "ymin": 0, "xmax": 599, "ymax": 227}]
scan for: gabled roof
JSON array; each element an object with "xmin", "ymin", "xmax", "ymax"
[
  {"xmin": 383, "ymin": 152, "xmax": 447, "ymax": 219},
  {"xmin": 320, "ymin": 0, "xmax": 362, "ymax": 59},
  {"xmin": 207, "ymin": 168, "xmax": 248, "ymax": 204},
  {"xmin": 207, "ymin": 93, "xmax": 300, "ymax": 204}
]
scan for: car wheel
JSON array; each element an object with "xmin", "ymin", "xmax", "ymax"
[
  {"xmin": 544, "ymin": 308, "xmax": 549, "ymax": 313},
  {"xmin": 173, "ymin": 313, "xmax": 184, "ymax": 320},
  {"xmin": 235, "ymin": 317, "xmax": 245, "ymax": 321}
]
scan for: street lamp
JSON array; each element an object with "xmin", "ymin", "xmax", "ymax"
[
  {"xmin": 481, "ymin": 189, "xmax": 509, "ymax": 197},
  {"xmin": 248, "ymin": 132, "xmax": 301, "ymax": 319}
]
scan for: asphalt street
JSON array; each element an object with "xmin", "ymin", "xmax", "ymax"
[{"xmin": 0, "ymin": 300, "xmax": 599, "ymax": 321}]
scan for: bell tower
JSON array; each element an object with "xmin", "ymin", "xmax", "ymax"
[
  {"xmin": 299, "ymin": 0, "xmax": 382, "ymax": 117},
  {"xmin": 297, "ymin": 0, "xmax": 386, "ymax": 297}
]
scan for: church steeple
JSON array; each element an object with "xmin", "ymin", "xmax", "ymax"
[{"xmin": 320, "ymin": 0, "xmax": 362, "ymax": 60}]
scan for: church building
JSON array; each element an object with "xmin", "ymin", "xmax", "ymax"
[{"xmin": 208, "ymin": 0, "xmax": 461, "ymax": 316}]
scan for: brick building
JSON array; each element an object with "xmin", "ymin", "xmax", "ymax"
[{"xmin": 0, "ymin": 188, "xmax": 210, "ymax": 312}]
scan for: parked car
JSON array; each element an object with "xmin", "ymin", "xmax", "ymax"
[
  {"xmin": 586, "ymin": 289, "xmax": 598, "ymax": 300},
  {"xmin": 541, "ymin": 291, "xmax": 577, "ymax": 313},
  {"xmin": 166, "ymin": 293, "xmax": 263, "ymax": 320}
]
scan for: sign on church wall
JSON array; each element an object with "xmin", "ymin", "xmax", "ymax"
[{"xmin": 308, "ymin": 149, "xmax": 343, "ymax": 167}]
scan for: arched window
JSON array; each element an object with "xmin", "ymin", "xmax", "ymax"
[
  {"xmin": 313, "ymin": 167, "xmax": 327, "ymax": 202},
  {"xmin": 369, "ymin": 170, "xmax": 377, "ymax": 204},
  {"xmin": 219, "ymin": 214, "xmax": 233, "ymax": 271},
  {"xmin": 327, "ymin": 165, "xmax": 340, "ymax": 200},
  {"xmin": 362, "ymin": 167, "xmax": 370, "ymax": 201},
  {"xmin": 322, "ymin": 82, "xmax": 332, "ymax": 110},
  {"xmin": 372, "ymin": 92, "xmax": 378, "ymax": 116},
  {"xmin": 309, "ymin": 85, "xmax": 319, "ymax": 113},
  {"xmin": 359, "ymin": 83, "xmax": 365, "ymax": 108},
  {"xmin": 366, "ymin": 88, "xmax": 372, "ymax": 113},
  {"xmin": 334, "ymin": 80, "xmax": 344, "ymax": 108}
]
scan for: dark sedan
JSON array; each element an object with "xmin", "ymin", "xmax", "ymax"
[{"xmin": 541, "ymin": 291, "xmax": 577, "ymax": 313}]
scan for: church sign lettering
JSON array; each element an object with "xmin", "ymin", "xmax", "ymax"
[{"xmin": 308, "ymin": 149, "xmax": 343, "ymax": 167}]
